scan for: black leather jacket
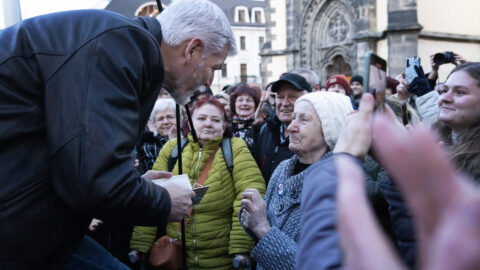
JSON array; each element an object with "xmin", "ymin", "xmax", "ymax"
[
  {"xmin": 253, "ymin": 116, "xmax": 294, "ymax": 184},
  {"xmin": 0, "ymin": 10, "xmax": 171, "ymax": 269}
]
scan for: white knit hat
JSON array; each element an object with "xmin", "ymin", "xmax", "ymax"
[{"xmin": 295, "ymin": 91, "xmax": 353, "ymax": 150}]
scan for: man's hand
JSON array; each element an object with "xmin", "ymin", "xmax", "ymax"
[
  {"xmin": 240, "ymin": 189, "xmax": 270, "ymax": 240},
  {"xmin": 333, "ymin": 94, "xmax": 374, "ymax": 161},
  {"xmin": 142, "ymin": 170, "xmax": 173, "ymax": 181},
  {"xmin": 161, "ymin": 180, "xmax": 195, "ymax": 222},
  {"xmin": 142, "ymin": 171, "xmax": 195, "ymax": 221}
]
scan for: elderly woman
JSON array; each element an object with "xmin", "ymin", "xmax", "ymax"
[
  {"xmin": 131, "ymin": 96, "xmax": 266, "ymax": 269},
  {"xmin": 136, "ymin": 98, "xmax": 177, "ymax": 174},
  {"xmin": 230, "ymin": 85, "xmax": 261, "ymax": 150},
  {"xmin": 240, "ymin": 91, "xmax": 353, "ymax": 270}
]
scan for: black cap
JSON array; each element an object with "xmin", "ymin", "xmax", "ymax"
[{"xmin": 271, "ymin": 73, "xmax": 312, "ymax": 93}]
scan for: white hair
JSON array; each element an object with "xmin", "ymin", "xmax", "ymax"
[
  {"xmin": 150, "ymin": 98, "xmax": 177, "ymax": 123},
  {"xmin": 158, "ymin": 0, "xmax": 237, "ymax": 56},
  {"xmin": 291, "ymin": 68, "xmax": 320, "ymax": 89}
]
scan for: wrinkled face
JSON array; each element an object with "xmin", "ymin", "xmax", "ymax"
[
  {"xmin": 167, "ymin": 51, "xmax": 227, "ymax": 105},
  {"xmin": 327, "ymin": 84, "xmax": 346, "ymax": 95},
  {"xmin": 192, "ymin": 104, "xmax": 226, "ymax": 145},
  {"xmin": 217, "ymin": 97, "xmax": 231, "ymax": 118},
  {"xmin": 438, "ymin": 71, "xmax": 480, "ymax": 132},
  {"xmin": 154, "ymin": 109, "xmax": 176, "ymax": 137},
  {"xmin": 235, "ymin": 94, "xmax": 255, "ymax": 118},
  {"xmin": 350, "ymin": 81, "xmax": 363, "ymax": 95},
  {"xmin": 287, "ymin": 101, "xmax": 326, "ymax": 155},
  {"xmin": 275, "ymin": 84, "xmax": 306, "ymax": 125}
]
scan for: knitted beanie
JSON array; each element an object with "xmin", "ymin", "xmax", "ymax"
[
  {"xmin": 295, "ymin": 91, "xmax": 353, "ymax": 150},
  {"xmin": 350, "ymin": 75, "xmax": 363, "ymax": 86},
  {"xmin": 326, "ymin": 74, "xmax": 350, "ymax": 95}
]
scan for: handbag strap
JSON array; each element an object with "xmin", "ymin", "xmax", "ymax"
[
  {"xmin": 176, "ymin": 145, "xmax": 219, "ymax": 233},
  {"xmin": 195, "ymin": 146, "xmax": 219, "ymax": 186}
]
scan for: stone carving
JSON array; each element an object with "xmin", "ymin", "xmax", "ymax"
[{"xmin": 328, "ymin": 12, "xmax": 349, "ymax": 43}]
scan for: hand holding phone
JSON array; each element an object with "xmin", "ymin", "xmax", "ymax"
[
  {"xmin": 405, "ymin": 57, "xmax": 421, "ymax": 85},
  {"xmin": 404, "ymin": 56, "xmax": 432, "ymax": 97},
  {"xmin": 364, "ymin": 52, "xmax": 387, "ymax": 111}
]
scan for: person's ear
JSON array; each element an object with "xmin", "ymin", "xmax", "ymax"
[{"xmin": 184, "ymin": 38, "xmax": 204, "ymax": 64}]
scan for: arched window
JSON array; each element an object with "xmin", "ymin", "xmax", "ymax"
[
  {"xmin": 234, "ymin": 6, "xmax": 250, "ymax": 23},
  {"xmin": 135, "ymin": 2, "xmax": 164, "ymax": 17},
  {"xmin": 326, "ymin": 55, "xmax": 352, "ymax": 78},
  {"xmin": 251, "ymin": 7, "xmax": 265, "ymax": 24}
]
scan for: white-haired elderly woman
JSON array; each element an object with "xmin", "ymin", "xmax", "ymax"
[
  {"xmin": 240, "ymin": 92, "xmax": 353, "ymax": 270},
  {"xmin": 136, "ymin": 98, "xmax": 177, "ymax": 174}
]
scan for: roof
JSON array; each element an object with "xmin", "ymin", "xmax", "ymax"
[{"xmin": 105, "ymin": 0, "xmax": 265, "ymax": 26}]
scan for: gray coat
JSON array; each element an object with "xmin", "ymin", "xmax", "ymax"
[{"xmin": 252, "ymin": 153, "xmax": 331, "ymax": 270}]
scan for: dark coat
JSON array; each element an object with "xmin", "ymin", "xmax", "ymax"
[
  {"xmin": 136, "ymin": 131, "xmax": 169, "ymax": 175},
  {"xmin": 0, "ymin": 10, "xmax": 171, "ymax": 269},
  {"xmin": 296, "ymin": 154, "xmax": 343, "ymax": 270},
  {"xmin": 253, "ymin": 116, "xmax": 294, "ymax": 184},
  {"xmin": 380, "ymin": 178, "xmax": 417, "ymax": 269}
]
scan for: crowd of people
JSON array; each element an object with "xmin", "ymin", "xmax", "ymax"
[
  {"xmin": 89, "ymin": 55, "xmax": 480, "ymax": 270},
  {"xmin": 1, "ymin": 0, "xmax": 480, "ymax": 269}
]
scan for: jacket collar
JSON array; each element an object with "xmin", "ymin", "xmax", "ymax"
[{"xmin": 133, "ymin": 17, "xmax": 163, "ymax": 46}]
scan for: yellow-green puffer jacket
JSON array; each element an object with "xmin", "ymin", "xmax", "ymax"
[{"xmin": 130, "ymin": 134, "xmax": 266, "ymax": 269}]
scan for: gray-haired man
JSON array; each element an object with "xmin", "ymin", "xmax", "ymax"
[{"xmin": 0, "ymin": 0, "xmax": 235, "ymax": 268}]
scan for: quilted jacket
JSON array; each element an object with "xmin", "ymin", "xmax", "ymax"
[{"xmin": 131, "ymin": 135, "xmax": 266, "ymax": 269}]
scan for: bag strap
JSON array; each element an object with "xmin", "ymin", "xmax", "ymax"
[
  {"xmin": 196, "ymin": 146, "xmax": 219, "ymax": 186},
  {"xmin": 168, "ymin": 137, "xmax": 189, "ymax": 172},
  {"xmin": 221, "ymin": 138, "xmax": 233, "ymax": 176}
]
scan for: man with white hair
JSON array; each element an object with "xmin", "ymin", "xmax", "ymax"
[
  {"xmin": 0, "ymin": 0, "xmax": 235, "ymax": 269},
  {"xmin": 291, "ymin": 68, "xmax": 321, "ymax": 91}
]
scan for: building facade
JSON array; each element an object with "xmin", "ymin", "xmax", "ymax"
[
  {"xmin": 0, "ymin": 0, "xmax": 22, "ymax": 29},
  {"xmin": 105, "ymin": 0, "xmax": 266, "ymax": 92},
  {"xmin": 262, "ymin": 0, "xmax": 480, "ymax": 85}
]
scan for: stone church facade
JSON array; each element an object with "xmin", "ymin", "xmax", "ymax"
[{"xmin": 262, "ymin": 0, "xmax": 480, "ymax": 86}]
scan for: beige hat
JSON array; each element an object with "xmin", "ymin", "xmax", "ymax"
[{"xmin": 295, "ymin": 91, "xmax": 353, "ymax": 150}]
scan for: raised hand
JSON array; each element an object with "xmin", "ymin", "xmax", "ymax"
[
  {"xmin": 240, "ymin": 189, "xmax": 270, "ymax": 239},
  {"xmin": 336, "ymin": 112, "xmax": 480, "ymax": 270}
]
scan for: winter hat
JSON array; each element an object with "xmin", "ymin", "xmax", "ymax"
[
  {"xmin": 350, "ymin": 75, "xmax": 363, "ymax": 86},
  {"xmin": 296, "ymin": 91, "xmax": 353, "ymax": 150},
  {"xmin": 326, "ymin": 74, "xmax": 350, "ymax": 95}
]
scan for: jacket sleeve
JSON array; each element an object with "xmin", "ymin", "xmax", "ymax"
[
  {"xmin": 380, "ymin": 177, "xmax": 417, "ymax": 269},
  {"xmin": 130, "ymin": 140, "xmax": 178, "ymax": 252},
  {"xmin": 249, "ymin": 158, "xmax": 306, "ymax": 270},
  {"xmin": 251, "ymin": 226, "xmax": 297, "ymax": 270},
  {"xmin": 45, "ymin": 27, "xmax": 170, "ymax": 226},
  {"xmin": 229, "ymin": 138, "xmax": 266, "ymax": 254},
  {"xmin": 296, "ymin": 155, "xmax": 343, "ymax": 270},
  {"xmin": 415, "ymin": 91, "xmax": 440, "ymax": 125}
]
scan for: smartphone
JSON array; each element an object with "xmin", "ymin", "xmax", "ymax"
[
  {"xmin": 363, "ymin": 52, "xmax": 387, "ymax": 110},
  {"xmin": 405, "ymin": 56, "xmax": 421, "ymax": 85}
]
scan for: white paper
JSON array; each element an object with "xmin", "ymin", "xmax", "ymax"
[{"xmin": 152, "ymin": 174, "xmax": 191, "ymax": 189}]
